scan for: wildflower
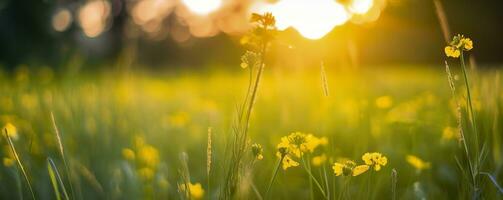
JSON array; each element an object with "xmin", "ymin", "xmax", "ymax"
[
  {"xmin": 362, "ymin": 152, "xmax": 388, "ymax": 171},
  {"xmin": 179, "ymin": 182, "xmax": 205, "ymax": 199},
  {"xmin": 137, "ymin": 167, "xmax": 155, "ymax": 181},
  {"xmin": 281, "ymin": 155, "xmax": 299, "ymax": 170},
  {"xmin": 138, "ymin": 145, "xmax": 160, "ymax": 168},
  {"xmin": 444, "ymin": 46, "xmax": 460, "ymax": 58},
  {"xmin": 445, "ymin": 34, "xmax": 473, "ymax": 58},
  {"xmin": 122, "ymin": 148, "xmax": 135, "ymax": 161},
  {"xmin": 332, "ymin": 160, "xmax": 369, "ymax": 176},
  {"xmin": 312, "ymin": 154, "xmax": 327, "ymax": 167},
  {"xmin": 3, "ymin": 157, "xmax": 14, "ymax": 167},
  {"xmin": 406, "ymin": 155, "xmax": 431, "ymax": 171},
  {"xmin": 251, "ymin": 143, "xmax": 264, "ymax": 160},
  {"xmin": 2, "ymin": 123, "xmax": 18, "ymax": 140},
  {"xmin": 376, "ymin": 96, "xmax": 393, "ymax": 109}
]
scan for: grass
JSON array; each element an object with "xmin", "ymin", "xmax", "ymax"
[{"xmin": 0, "ymin": 64, "xmax": 502, "ymax": 199}]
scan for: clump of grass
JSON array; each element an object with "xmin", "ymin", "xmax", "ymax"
[
  {"xmin": 3, "ymin": 127, "xmax": 36, "ymax": 200},
  {"xmin": 220, "ymin": 12, "xmax": 277, "ymax": 199},
  {"xmin": 50, "ymin": 112, "xmax": 75, "ymax": 199}
]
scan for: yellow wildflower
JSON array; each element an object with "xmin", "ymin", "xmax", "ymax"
[
  {"xmin": 461, "ymin": 38, "xmax": 473, "ymax": 50},
  {"xmin": 332, "ymin": 160, "xmax": 369, "ymax": 176},
  {"xmin": 445, "ymin": 34, "xmax": 473, "ymax": 58},
  {"xmin": 138, "ymin": 145, "xmax": 160, "ymax": 168},
  {"xmin": 251, "ymin": 143, "xmax": 264, "ymax": 160},
  {"xmin": 312, "ymin": 154, "xmax": 327, "ymax": 167},
  {"xmin": 444, "ymin": 46, "xmax": 460, "ymax": 58},
  {"xmin": 281, "ymin": 155, "xmax": 299, "ymax": 170},
  {"xmin": 180, "ymin": 182, "xmax": 205, "ymax": 199},
  {"xmin": 362, "ymin": 152, "xmax": 388, "ymax": 171},
  {"xmin": 122, "ymin": 148, "xmax": 135, "ymax": 161},
  {"xmin": 2, "ymin": 123, "xmax": 18, "ymax": 140},
  {"xmin": 406, "ymin": 155, "xmax": 431, "ymax": 171},
  {"xmin": 3, "ymin": 157, "xmax": 14, "ymax": 167}
]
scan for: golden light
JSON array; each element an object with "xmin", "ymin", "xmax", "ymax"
[
  {"xmin": 349, "ymin": 0, "xmax": 374, "ymax": 14},
  {"xmin": 180, "ymin": 0, "xmax": 222, "ymax": 15},
  {"xmin": 131, "ymin": 0, "xmax": 174, "ymax": 34},
  {"xmin": 52, "ymin": 8, "xmax": 72, "ymax": 32},
  {"xmin": 78, "ymin": 0, "xmax": 111, "ymax": 38},
  {"xmin": 256, "ymin": 0, "xmax": 351, "ymax": 40}
]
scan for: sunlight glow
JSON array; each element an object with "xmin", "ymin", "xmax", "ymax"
[
  {"xmin": 78, "ymin": 1, "xmax": 111, "ymax": 38},
  {"xmin": 181, "ymin": 0, "xmax": 222, "ymax": 15},
  {"xmin": 349, "ymin": 0, "xmax": 374, "ymax": 14},
  {"xmin": 257, "ymin": 0, "xmax": 350, "ymax": 40}
]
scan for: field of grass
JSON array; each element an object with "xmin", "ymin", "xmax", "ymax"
[{"xmin": 0, "ymin": 64, "xmax": 502, "ymax": 199}]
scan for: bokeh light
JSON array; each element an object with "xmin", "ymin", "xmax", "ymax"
[
  {"xmin": 180, "ymin": 0, "xmax": 223, "ymax": 15},
  {"xmin": 78, "ymin": 0, "xmax": 111, "ymax": 38},
  {"xmin": 349, "ymin": 0, "xmax": 374, "ymax": 14},
  {"xmin": 52, "ymin": 8, "xmax": 73, "ymax": 32}
]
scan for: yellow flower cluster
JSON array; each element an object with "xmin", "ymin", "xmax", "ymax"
[
  {"xmin": 362, "ymin": 152, "xmax": 388, "ymax": 171},
  {"xmin": 276, "ymin": 132, "xmax": 328, "ymax": 170},
  {"xmin": 179, "ymin": 182, "xmax": 205, "ymax": 199},
  {"xmin": 332, "ymin": 160, "xmax": 369, "ymax": 177},
  {"xmin": 444, "ymin": 34, "xmax": 473, "ymax": 58},
  {"xmin": 251, "ymin": 143, "xmax": 264, "ymax": 160},
  {"xmin": 122, "ymin": 136, "xmax": 160, "ymax": 181}
]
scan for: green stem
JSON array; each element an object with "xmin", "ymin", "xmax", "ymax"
[
  {"xmin": 460, "ymin": 52, "xmax": 480, "ymax": 191},
  {"xmin": 301, "ymin": 155, "xmax": 328, "ymax": 200},
  {"xmin": 265, "ymin": 156, "xmax": 283, "ymax": 200}
]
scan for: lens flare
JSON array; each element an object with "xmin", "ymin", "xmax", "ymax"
[
  {"xmin": 257, "ymin": 0, "xmax": 350, "ymax": 40},
  {"xmin": 181, "ymin": 0, "xmax": 222, "ymax": 15},
  {"xmin": 349, "ymin": 0, "xmax": 374, "ymax": 14}
]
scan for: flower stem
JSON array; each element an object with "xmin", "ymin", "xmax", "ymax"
[
  {"xmin": 460, "ymin": 52, "xmax": 480, "ymax": 189},
  {"xmin": 301, "ymin": 155, "xmax": 328, "ymax": 200},
  {"xmin": 264, "ymin": 156, "xmax": 283, "ymax": 200}
]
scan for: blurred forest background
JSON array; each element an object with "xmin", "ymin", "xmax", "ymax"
[{"xmin": 1, "ymin": 0, "xmax": 502, "ymax": 69}]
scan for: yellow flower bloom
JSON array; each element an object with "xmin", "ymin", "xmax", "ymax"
[
  {"xmin": 362, "ymin": 152, "xmax": 388, "ymax": 171},
  {"xmin": 312, "ymin": 154, "xmax": 327, "ymax": 167},
  {"xmin": 2, "ymin": 123, "xmax": 18, "ymax": 140},
  {"xmin": 180, "ymin": 182, "xmax": 205, "ymax": 199},
  {"xmin": 122, "ymin": 148, "xmax": 135, "ymax": 161},
  {"xmin": 251, "ymin": 143, "xmax": 264, "ymax": 160},
  {"xmin": 461, "ymin": 38, "xmax": 473, "ymax": 50},
  {"xmin": 332, "ymin": 162, "xmax": 344, "ymax": 176},
  {"xmin": 282, "ymin": 155, "xmax": 299, "ymax": 170},
  {"xmin": 444, "ymin": 46, "xmax": 460, "ymax": 58},
  {"xmin": 445, "ymin": 34, "xmax": 473, "ymax": 58},
  {"xmin": 3, "ymin": 157, "xmax": 14, "ymax": 167},
  {"xmin": 406, "ymin": 155, "xmax": 431, "ymax": 171},
  {"xmin": 332, "ymin": 160, "xmax": 369, "ymax": 176},
  {"xmin": 138, "ymin": 145, "xmax": 160, "ymax": 168}
]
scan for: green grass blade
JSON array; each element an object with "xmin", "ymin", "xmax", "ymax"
[
  {"xmin": 4, "ymin": 128, "xmax": 36, "ymax": 200},
  {"xmin": 47, "ymin": 158, "xmax": 70, "ymax": 200}
]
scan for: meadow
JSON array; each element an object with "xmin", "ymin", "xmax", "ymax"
[{"xmin": 1, "ymin": 60, "xmax": 502, "ymax": 199}]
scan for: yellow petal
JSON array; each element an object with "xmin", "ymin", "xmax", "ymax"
[{"xmin": 352, "ymin": 165, "xmax": 370, "ymax": 176}]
